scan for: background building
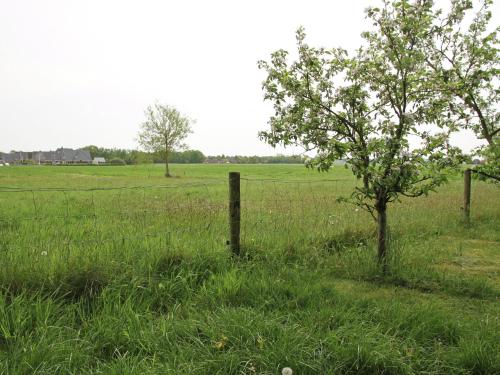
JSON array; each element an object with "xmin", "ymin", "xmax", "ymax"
[{"xmin": 0, "ymin": 148, "xmax": 92, "ymax": 164}]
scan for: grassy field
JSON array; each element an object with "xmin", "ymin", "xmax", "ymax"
[{"xmin": 0, "ymin": 164, "xmax": 499, "ymax": 374}]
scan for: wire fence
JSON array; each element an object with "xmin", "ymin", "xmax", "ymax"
[
  {"xmin": 0, "ymin": 177, "xmax": 363, "ymax": 264},
  {"xmin": 0, "ymin": 173, "xmax": 491, "ymax": 272}
]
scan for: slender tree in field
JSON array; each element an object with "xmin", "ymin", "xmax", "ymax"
[
  {"xmin": 258, "ymin": 0, "xmax": 464, "ymax": 268},
  {"xmin": 138, "ymin": 103, "xmax": 193, "ymax": 177},
  {"xmin": 426, "ymin": 0, "xmax": 499, "ymax": 179}
]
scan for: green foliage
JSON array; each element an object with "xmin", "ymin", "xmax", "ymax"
[
  {"xmin": 426, "ymin": 0, "xmax": 499, "ymax": 179},
  {"xmin": 81, "ymin": 147, "xmax": 305, "ymax": 166},
  {"xmin": 138, "ymin": 103, "xmax": 194, "ymax": 177},
  {"xmin": 258, "ymin": 1, "xmax": 464, "ymax": 216},
  {"xmin": 109, "ymin": 158, "xmax": 126, "ymax": 166},
  {"xmin": 205, "ymin": 154, "xmax": 305, "ymax": 164},
  {"xmin": 169, "ymin": 149, "xmax": 206, "ymax": 163},
  {"xmin": 82, "ymin": 146, "xmax": 152, "ymax": 165},
  {"xmin": 81, "ymin": 146, "xmax": 207, "ymax": 165},
  {"xmin": 476, "ymin": 144, "xmax": 500, "ymax": 182},
  {"xmin": 257, "ymin": 0, "xmax": 477, "ymax": 262}
]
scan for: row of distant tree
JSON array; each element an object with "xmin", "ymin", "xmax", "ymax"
[
  {"xmin": 205, "ymin": 155, "xmax": 304, "ymax": 164},
  {"xmin": 81, "ymin": 146, "xmax": 304, "ymax": 165}
]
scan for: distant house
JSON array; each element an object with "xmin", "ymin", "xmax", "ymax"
[
  {"xmin": 93, "ymin": 157, "xmax": 106, "ymax": 165},
  {"xmin": 0, "ymin": 148, "xmax": 92, "ymax": 164},
  {"xmin": 1, "ymin": 152, "xmax": 25, "ymax": 164},
  {"xmin": 34, "ymin": 148, "xmax": 92, "ymax": 164}
]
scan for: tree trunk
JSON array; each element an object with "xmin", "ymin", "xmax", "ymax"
[
  {"xmin": 375, "ymin": 198, "xmax": 388, "ymax": 270},
  {"xmin": 165, "ymin": 149, "xmax": 171, "ymax": 177}
]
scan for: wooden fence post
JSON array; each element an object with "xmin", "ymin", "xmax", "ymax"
[
  {"xmin": 229, "ymin": 172, "xmax": 240, "ymax": 256},
  {"xmin": 464, "ymin": 169, "xmax": 471, "ymax": 224}
]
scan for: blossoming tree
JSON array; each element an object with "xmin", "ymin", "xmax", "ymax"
[{"xmin": 258, "ymin": 0, "xmax": 464, "ymax": 267}]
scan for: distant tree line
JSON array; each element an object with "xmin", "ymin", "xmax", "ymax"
[
  {"xmin": 82, "ymin": 146, "xmax": 205, "ymax": 164},
  {"xmin": 205, "ymin": 155, "xmax": 304, "ymax": 164},
  {"xmin": 82, "ymin": 146, "xmax": 303, "ymax": 164}
]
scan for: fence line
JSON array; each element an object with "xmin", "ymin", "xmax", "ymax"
[
  {"xmin": 0, "ymin": 181, "xmax": 225, "ymax": 193},
  {"xmin": 0, "ymin": 173, "xmax": 488, "ymax": 273},
  {"xmin": 0, "ymin": 176, "xmax": 353, "ymax": 269},
  {"xmin": 240, "ymin": 177, "xmax": 346, "ymax": 184}
]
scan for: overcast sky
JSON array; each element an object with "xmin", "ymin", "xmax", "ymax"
[{"xmin": 0, "ymin": 0, "xmax": 497, "ymax": 155}]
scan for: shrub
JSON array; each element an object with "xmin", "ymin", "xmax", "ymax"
[{"xmin": 109, "ymin": 158, "xmax": 126, "ymax": 166}]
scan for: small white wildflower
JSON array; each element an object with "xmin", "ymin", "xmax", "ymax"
[
  {"xmin": 282, "ymin": 367, "xmax": 293, "ymax": 375},
  {"xmin": 41, "ymin": 251, "xmax": 48, "ymax": 256},
  {"xmin": 355, "ymin": 208, "xmax": 359, "ymax": 212},
  {"xmin": 328, "ymin": 214, "xmax": 338, "ymax": 225}
]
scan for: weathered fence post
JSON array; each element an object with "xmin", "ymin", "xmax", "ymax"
[
  {"xmin": 463, "ymin": 169, "xmax": 471, "ymax": 224},
  {"xmin": 229, "ymin": 172, "xmax": 240, "ymax": 256}
]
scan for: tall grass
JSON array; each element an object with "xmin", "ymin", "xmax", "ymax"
[{"xmin": 0, "ymin": 164, "xmax": 499, "ymax": 374}]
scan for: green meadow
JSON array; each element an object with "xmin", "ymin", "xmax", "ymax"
[{"xmin": 0, "ymin": 164, "xmax": 499, "ymax": 374}]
